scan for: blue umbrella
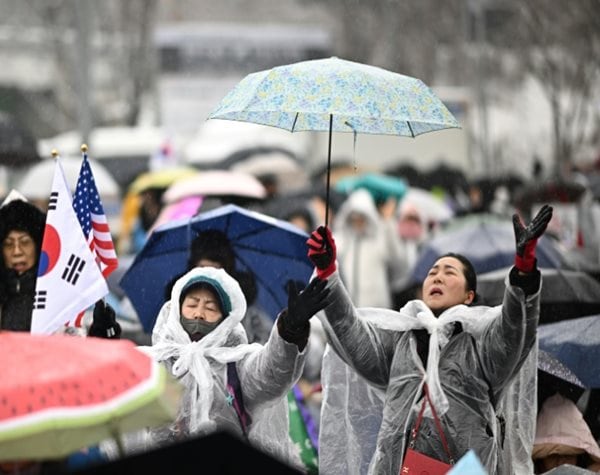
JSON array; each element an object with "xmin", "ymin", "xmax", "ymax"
[
  {"xmin": 538, "ymin": 314, "xmax": 600, "ymax": 389},
  {"xmin": 410, "ymin": 214, "xmax": 566, "ymax": 284},
  {"xmin": 119, "ymin": 204, "xmax": 313, "ymax": 333},
  {"xmin": 208, "ymin": 57, "xmax": 460, "ymax": 225}
]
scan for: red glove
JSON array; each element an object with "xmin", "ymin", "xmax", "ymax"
[
  {"xmin": 307, "ymin": 226, "xmax": 337, "ymax": 280},
  {"xmin": 513, "ymin": 204, "xmax": 553, "ymax": 273}
]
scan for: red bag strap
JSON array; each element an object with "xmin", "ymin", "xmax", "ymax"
[{"xmin": 409, "ymin": 383, "xmax": 454, "ymax": 464}]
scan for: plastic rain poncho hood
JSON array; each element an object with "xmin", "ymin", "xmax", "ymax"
[
  {"xmin": 318, "ymin": 271, "xmax": 539, "ymax": 475},
  {"xmin": 140, "ymin": 267, "xmax": 304, "ymax": 467}
]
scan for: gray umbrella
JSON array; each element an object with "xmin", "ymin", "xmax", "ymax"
[
  {"xmin": 477, "ymin": 267, "xmax": 600, "ymax": 324},
  {"xmin": 0, "ymin": 111, "xmax": 40, "ymax": 168},
  {"xmin": 538, "ymin": 349, "xmax": 585, "ymax": 389},
  {"xmin": 541, "ymin": 464, "xmax": 596, "ymax": 474}
]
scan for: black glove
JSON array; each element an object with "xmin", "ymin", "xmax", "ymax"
[
  {"xmin": 88, "ymin": 300, "xmax": 121, "ymax": 339},
  {"xmin": 513, "ymin": 204, "xmax": 553, "ymax": 273},
  {"xmin": 278, "ymin": 279, "xmax": 330, "ymax": 346},
  {"xmin": 306, "ymin": 226, "xmax": 337, "ymax": 279}
]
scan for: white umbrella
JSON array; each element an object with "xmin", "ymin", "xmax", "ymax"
[
  {"xmin": 16, "ymin": 156, "xmax": 120, "ymax": 200},
  {"xmin": 402, "ymin": 187, "xmax": 454, "ymax": 224},
  {"xmin": 229, "ymin": 151, "xmax": 308, "ymax": 191},
  {"xmin": 183, "ymin": 119, "xmax": 309, "ymax": 166}
]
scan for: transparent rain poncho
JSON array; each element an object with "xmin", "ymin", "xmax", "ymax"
[
  {"xmin": 318, "ymin": 272, "xmax": 538, "ymax": 475},
  {"xmin": 139, "ymin": 267, "xmax": 304, "ymax": 468}
]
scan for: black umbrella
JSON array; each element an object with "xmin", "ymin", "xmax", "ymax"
[
  {"xmin": 513, "ymin": 180, "xmax": 586, "ymax": 215},
  {"xmin": 65, "ymin": 431, "xmax": 303, "ymax": 474},
  {"xmin": 477, "ymin": 267, "xmax": 600, "ymax": 324},
  {"xmin": 0, "ymin": 111, "xmax": 40, "ymax": 167}
]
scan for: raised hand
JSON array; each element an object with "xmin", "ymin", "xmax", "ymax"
[
  {"xmin": 306, "ymin": 226, "xmax": 337, "ymax": 280},
  {"xmin": 513, "ymin": 204, "xmax": 553, "ymax": 273},
  {"xmin": 89, "ymin": 300, "xmax": 121, "ymax": 339},
  {"xmin": 278, "ymin": 279, "xmax": 330, "ymax": 345}
]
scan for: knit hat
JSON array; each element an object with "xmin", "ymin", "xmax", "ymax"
[{"xmin": 179, "ymin": 275, "xmax": 232, "ymax": 318}]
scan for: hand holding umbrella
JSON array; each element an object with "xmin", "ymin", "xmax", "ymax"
[
  {"xmin": 513, "ymin": 204, "xmax": 553, "ymax": 273},
  {"xmin": 307, "ymin": 226, "xmax": 337, "ymax": 280}
]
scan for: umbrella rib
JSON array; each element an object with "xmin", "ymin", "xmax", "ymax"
[{"xmin": 407, "ymin": 121, "xmax": 415, "ymax": 138}]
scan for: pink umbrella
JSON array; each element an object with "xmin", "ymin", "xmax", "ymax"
[
  {"xmin": 163, "ymin": 170, "xmax": 266, "ymax": 204},
  {"xmin": 150, "ymin": 196, "xmax": 204, "ymax": 232}
]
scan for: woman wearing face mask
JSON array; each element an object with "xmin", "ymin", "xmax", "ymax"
[{"xmin": 142, "ymin": 266, "xmax": 328, "ymax": 468}]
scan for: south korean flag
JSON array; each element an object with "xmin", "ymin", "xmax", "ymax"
[{"xmin": 31, "ymin": 154, "xmax": 108, "ymax": 334}]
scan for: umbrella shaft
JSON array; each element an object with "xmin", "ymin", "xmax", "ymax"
[{"xmin": 325, "ymin": 114, "xmax": 333, "ymax": 227}]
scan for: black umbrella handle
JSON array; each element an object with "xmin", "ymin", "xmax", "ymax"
[{"xmin": 325, "ymin": 114, "xmax": 333, "ymax": 227}]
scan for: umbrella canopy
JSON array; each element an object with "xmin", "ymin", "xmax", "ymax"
[
  {"xmin": 401, "ymin": 187, "xmax": 455, "ymax": 224},
  {"xmin": 0, "ymin": 331, "xmax": 181, "ymax": 461},
  {"xmin": 16, "ymin": 156, "xmax": 120, "ymax": 200},
  {"xmin": 335, "ymin": 173, "xmax": 408, "ymax": 203},
  {"xmin": 226, "ymin": 148, "xmax": 309, "ymax": 193},
  {"xmin": 541, "ymin": 466, "xmax": 597, "ymax": 474},
  {"xmin": 514, "ymin": 180, "xmax": 587, "ymax": 212},
  {"xmin": 209, "ymin": 56, "xmax": 459, "ymax": 136},
  {"xmin": 538, "ymin": 349, "xmax": 586, "ymax": 389},
  {"xmin": 162, "ymin": 170, "xmax": 266, "ymax": 204},
  {"xmin": 184, "ymin": 119, "xmax": 309, "ymax": 167},
  {"xmin": 477, "ymin": 267, "xmax": 600, "ymax": 324},
  {"xmin": 119, "ymin": 204, "xmax": 314, "ymax": 333},
  {"xmin": 0, "ymin": 112, "xmax": 40, "ymax": 168},
  {"xmin": 128, "ymin": 167, "xmax": 198, "ymax": 195},
  {"xmin": 208, "ymin": 56, "xmax": 460, "ymax": 224},
  {"xmin": 73, "ymin": 431, "xmax": 303, "ymax": 474},
  {"xmin": 538, "ymin": 314, "xmax": 600, "ymax": 389},
  {"xmin": 410, "ymin": 214, "xmax": 566, "ymax": 283}
]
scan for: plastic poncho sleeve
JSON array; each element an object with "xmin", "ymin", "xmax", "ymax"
[
  {"xmin": 320, "ymin": 272, "xmax": 398, "ymax": 389},
  {"xmin": 478, "ymin": 269, "xmax": 541, "ymax": 406},
  {"xmin": 238, "ymin": 322, "xmax": 307, "ymax": 414}
]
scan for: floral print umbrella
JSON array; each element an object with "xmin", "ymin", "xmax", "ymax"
[{"xmin": 208, "ymin": 56, "xmax": 460, "ymax": 224}]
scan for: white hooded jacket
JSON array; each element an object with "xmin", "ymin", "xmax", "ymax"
[
  {"xmin": 333, "ymin": 189, "xmax": 406, "ymax": 308},
  {"xmin": 141, "ymin": 267, "xmax": 305, "ymax": 466}
]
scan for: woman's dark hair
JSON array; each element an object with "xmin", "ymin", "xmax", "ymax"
[
  {"xmin": 441, "ymin": 252, "xmax": 477, "ymax": 298},
  {"xmin": 187, "ymin": 230, "xmax": 236, "ymax": 274}
]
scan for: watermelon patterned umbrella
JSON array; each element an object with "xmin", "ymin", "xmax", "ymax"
[{"xmin": 0, "ymin": 332, "xmax": 181, "ymax": 461}]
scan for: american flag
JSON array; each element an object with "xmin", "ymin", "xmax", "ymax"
[{"xmin": 73, "ymin": 152, "xmax": 118, "ymax": 278}]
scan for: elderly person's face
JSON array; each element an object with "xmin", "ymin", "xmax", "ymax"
[
  {"xmin": 2, "ymin": 230, "xmax": 37, "ymax": 275},
  {"xmin": 180, "ymin": 287, "xmax": 223, "ymax": 323},
  {"xmin": 422, "ymin": 256, "xmax": 475, "ymax": 315}
]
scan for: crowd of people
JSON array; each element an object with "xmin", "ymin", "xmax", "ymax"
[{"xmin": 2, "ymin": 155, "xmax": 600, "ymax": 474}]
